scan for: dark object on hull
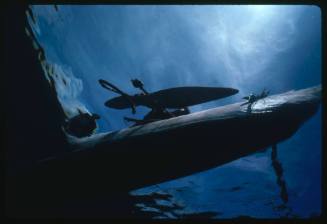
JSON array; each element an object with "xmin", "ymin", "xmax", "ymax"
[
  {"xmin": 242, "ymin": 89, "xmax": 270, "ymax": 106},
  {"xmin": 64, "ymin": 112, "xmax": 100, "ymax": 138},
  {"xmin": 241, "ymin": 89, "xmax": 270, "ymax": 112},
  {"xmin": 105, "ymin": 86, "xmax": 239, "ymax": 109}
]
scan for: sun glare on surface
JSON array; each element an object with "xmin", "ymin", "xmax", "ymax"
[{"xmin": 247, "ymin": 5, "xmax": 277, "ymax": 17}]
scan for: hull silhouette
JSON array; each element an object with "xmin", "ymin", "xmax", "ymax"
[
  {"xmin": 31, "ymin": 86, "xmax": 321, "ymax": 187},
  {"xmin": 10, "ymin": 85, "xmax": 321, "ymax": 216}
]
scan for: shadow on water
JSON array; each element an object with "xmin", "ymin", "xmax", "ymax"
[{"xmin": 129, "ymin": 191, "xmax": 222, "ymax": 219}]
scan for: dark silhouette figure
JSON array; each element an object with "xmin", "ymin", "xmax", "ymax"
[{"xmin": 64, "ymin": 111, "xmax": 100, "ymax": 138}]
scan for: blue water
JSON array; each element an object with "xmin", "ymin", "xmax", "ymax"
[{"xmin": 28, "ymin": 5, "xmax": 321, "ymax": 218}]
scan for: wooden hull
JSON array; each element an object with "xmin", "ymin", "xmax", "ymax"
[
  {"xmin": 39, "ymin": 85, "xmax": 321, "ymax": 189},
  {"xmin": 9, "ymin": 85, "xmax": 321, "ymax": 216}
]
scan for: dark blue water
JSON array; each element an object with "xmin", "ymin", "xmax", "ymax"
[{"xmin": 28, "ymin": 5, "xmax": 321, "ymax": 218}]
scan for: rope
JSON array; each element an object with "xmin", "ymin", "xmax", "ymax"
[{"xmin": 271, "ymin": 144, "xmax": 292, "ymax": 217}]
